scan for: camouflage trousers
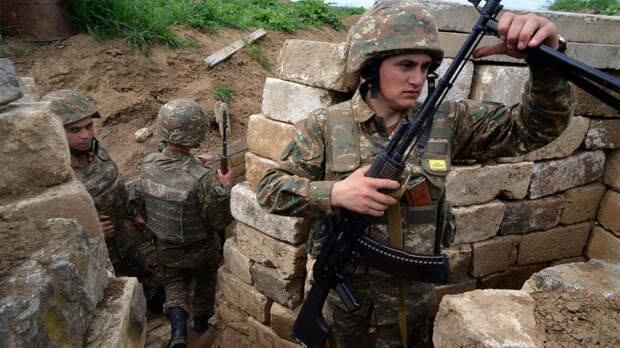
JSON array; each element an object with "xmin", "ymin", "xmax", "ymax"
[{"xmin": 324, "ymin": 269, "xmax": 436, "ymax": 348}]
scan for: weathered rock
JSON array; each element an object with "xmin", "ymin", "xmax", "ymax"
[
  {"xmin": 0, "ymin": 58, "xmax": 24, "ymax": 105},
  {"xmin": 236, "ymin": 221, "xmax": 306, "ymax": 279},
  {"xmin": 217, "ymin": 267, "xmax": 271, "ymax": 323},
  {"xmin": 441, "ymin": 244, "xmax": 473, "ymax": 284},
  {"xmin": 211, "ymin": 327, "xmax": 253, "ymax": 348},
  {"xmin": 469, "ymin": 65, "xmax": 528, "ymax": 106},
  {"xmin": 439, "ymin": 32, "xmax": 521, "ymax": 64},
  {"xmin": 479, "ymin": 263, "xmax": 549, "ymax": 290},
  {"xmin": 446, "ymin": 163, "xmax": 533, "ymax": 207},
  {"xmin": 215, "ymin": 290, "xmax": 251, "ymax": 335},
  {"xmin": 0, "ymin": 102, "xmax": 72, "ymax": 200},
  {"xmin": 85, "ymin": 277, "xmax": 147, "ymax": 348},
  {"xmin": 597, "ymin": 189, "xmax": 620, "ymax": 234},
  {"xmin": 584, "ymin": 119, "xmax": 620, "ymax": 149},
  {"xmin": 223, "ymin": 237, "xmax": 253, "ymax": 285},
  {"xmin": 528, "ymin": 151, "xmax": 605, "ymax": 199},
  {"xmin": 603, "ymin": 150, "xmax": 620, "ymax": 191},
  {"xmin": 250, "ymin": 263, "xmax": 304, "ymax": 308},
  {"xmin": 134, "ymin": 127, "xmax": 152, "ymax": 143},
  {"xmin": 420, "ymin": 58, "xmax": 473, "ymax": 102},
  {"xmin": 471, "ymin": 235, "xmax": 521, "ymax": 277},
  {"xmin": 521, "ymin": 259, "xmax": 619, "ymax": 295},
  {"xmin": 270, "ymin": 302, "xmax": 300, "ymax": 341},
  {"xmin": 14, "ymin": 77, "xmax": 40, "ymax": 103},
  {"xmin": 518, "ymin": 222, "xmax": 591, "ymax": 265},
  {"xmin": 574, "ymin": 74, "xmax": 620, "ymax": 117},
  {"xmin": 585, "ymin": 226, "xmax": 620, "ymax": 261},
  {"xmin": 277, "ymin": 40, "xmax": 358, "ymax": 92},
  {"xmin": 231, "ymin": 183, "xmax": 308, "ymax": 245},
  {"xmin": 245, "ymin": 152, "xmax": 278, "ymax": 191},
  {"xmin": 247, "ymin": 114, "xmax": 296, "ymax": 162},
  {"xmin": 450, "ymin": 200, "xmax": 504, "ymax": 244},
  {"xmin": 550, "ymin": 256, "xmax": 586, "ymax": 266},
  {"xmin": 560, "ymin": 182, "xmax": 607, "ymax": 225},
  {"xmin": 499, "ymin": 195, "xmax": 563, "ymax": 235},
  {"xmin": 433, "ymin": 289, "xmax": 545, "ymax": 348},
  {"xmin": 434, "ymin": 280, "xmax": 477, "ymax": 310},
  {"xmin": 247, "ymin": 316, "xmax": 300, "ymax": 348}
]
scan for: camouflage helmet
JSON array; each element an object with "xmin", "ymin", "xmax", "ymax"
[
  {"xmin": 157, "ymin": 99, "xmax": 208, "ymax": 147},
  {"xmin": 346, "ymin": 0, "xmax": 444, "ymax": 74},
  {"xmin": 43, "ymin": 89, "xmax": 100, "ymax": 125}
]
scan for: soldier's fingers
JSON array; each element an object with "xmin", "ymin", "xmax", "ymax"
[
  {"xmin": 496, "ymin": 12, "xmax": 515, "ymax": 40},
  {"xmin": 530, "ymin": 21, "xmax": 558, "ymax": 49},
  {"xmin": 100, "ymin": 214, "xmax": 110, "ymax": 220},
  {"xmin": 367, "ymin": 177, "xmax": 400, "ymax": 190},
  {"xmin": 473, "ymin": 43, "xmax": 507, "ymax": 58},
  {"xmin": 517, "ymin": 15, "xmax": 540, "ymax": 50},
  {"xmin": 506, "ymin": 15, "xmax": 526, "ymax": 49},
  {"xmin": 370, "ymin": 191, "xmax": 398, "ymax": 207}
]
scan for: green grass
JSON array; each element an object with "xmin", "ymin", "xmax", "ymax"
[
  {"xmin": 0, "ymin": 25, "xmax": 23, "ymax": 58},
  {"xmin": 243, "ymin": 38, "xmax": 271, "ymax": 70},
  {"xmin": 545, "ymin": 0, "xmax": 620, "ymax": 14},
  {"xmin": 66, "ymin": 0, "xmax": 365, "ymax": 54},
  {"xmin": 214, "ymin": 85, "xmax": 233, "ymax": 103}
]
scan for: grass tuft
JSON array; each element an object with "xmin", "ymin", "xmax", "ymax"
[{"xmin": 214, "ymin": 85, "xmax": 233, "ymax": 103}]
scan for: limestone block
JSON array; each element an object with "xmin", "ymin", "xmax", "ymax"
[
  {"xmin": 451, "ymin": 200, "xmax": 504, "ymax": 244},
  {"xmin": 574, "ymin": 72, "xmax": 619, "ymax": 117},
  {"xmin": 529, "ymin": 151, "xmax": 605, "ymax": 199},
  {"xmin": 231, "ymin": 183, "xmax": 308, "ymax": 245},
  {"xmin": 433, "ymin": 289, "xmax": 544, "ymax": 348},
  {"xmin": 85, "ymin": 277, "xmax": 147, "ymax": 348},
  {"xmin": 446, "ymin": 162, "xmax": 533, "ymax": 207},
  {"xmin": 518, "ymin": 222, "xmax": 591, "ymax": 265},
  {"xmin": 469, "ymin": 65, "xmax": 528, "ymax": 106},
  {"xmin": 550, "ymin": 256, "xmax": 586, "ymax": 266},
  {"xmin": 250, "ymin": 263, "xmax": 304, "ymax": 308},
  {"xmin": 585, "ymin": 226, "xmax": 620, "ymax": 261},
  {"xmin": 230, "ymin": 150, "xmax": 245, "ymax": 167},
  {"xmin": 471, "ymin": 235, "xmax": 521, "ymax": 277},
  {"xmin": 420, "ymin": 58, "xmax": 473, "ymax": 102},
  {"xmin": 585, "ymin": 118, "xmax": 620, "ymax": 149},
  {"xmin": 499, "ymin": 196, "xmax": 563, "ymax": 235},
  {"xmin": 247, "ymin": 317, "xmax": 300, "ymax": 348},
  {"xmin": 223, "ymin": 237, "xmax": 253, "ymax": 284},
  {"xmin": 212, "ymin": 327, "xmax": 253, "ymax": 348},
  {"xmin": 236, "ymin": 222, "xmax": 306, "ymax": 279},
  {"xmin": 0, "ymin": 58, "xmax": 24, "ymax": 105},
  {"xmin": 479, "ymin": 263, "xmax": 548, "ymax": 290},
  {"xmin": 603, "ymin": 150, "xmax": 620, "ymax": 191},
  {"xmin": 215, "ymin": 291, "xmax": 251, "ymax": 335},
  {"xmin": 0, "ymin": 179, "xmax": 103, "ymax": 239},
  {"xmin": 0, "ymin": 102, "xmax": 72, "ymax": 200},
  {"xmin": 598, "ymin": 190, "xmax": 620, "ymax": 235},
  {"xmin": 441, "ymin": 244, "xmax": 473, "ymax": 284},
  {"xmin": 270, "ymin": 302, "xmax": 300, "ymax": 342},
  {"xmin": 277, "ymin": 39, "xmax": 358, "ymax": 92},
  {"xmin": 262, "ymin": 78, "xmax": 343, "ymax": 124},
  {"xmin": 14, "ymin": 76, "xmax": 40, "ymax": 103},
  {"xmin": 247, "ymin": 114, "xmax": 296, "ymax": 162},
  {"xmin": 498, "ymin": 116, "xmax": 590, "ymax": 163},
  {"xmin": 560, "ymin": 182, "xmax": 606, "ymax": 224},
  {"xmin": 434, "ymin": 280, "xmax": 477, "ymax": 309},
  {"xmin": 245, "ymin": 152, "xmax": 278, "ymax": 191},
  {"xmin": 217, "ymin": 267, "xmax": 271, "ymax": 323}
]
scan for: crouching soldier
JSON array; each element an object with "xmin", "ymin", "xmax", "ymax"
[{"xmin": 133, "ymin": 99, "xmax": 234, "ymax": 348}]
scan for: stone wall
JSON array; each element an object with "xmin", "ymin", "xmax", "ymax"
[{"xmin": 215, "ymin": 2, "xmax": 619, "ymax": 347}]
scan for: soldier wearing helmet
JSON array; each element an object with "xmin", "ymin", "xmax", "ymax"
[
  {"xmin": 133, "ymin": 99, "xmax": 234, "ymax": 348},
  {"xmin": 257, "ymin": 1, "xmax": 572, "ymax": 347}
]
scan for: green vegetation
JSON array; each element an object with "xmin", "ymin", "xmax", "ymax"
[
  {"xmin": 214, "ymin": 85, "xmax": 233, "ymax": 103},
  {"xmin": 0, "ymin": 25, "xmax": 22, "ymax": 57},
  {"xmin": 545, "ymin": 0, "xmax": 620, "ymax": 14},
  {"xmin": 243, "ymin": 39, "xmax": 271, "ymax": 70},
  {"xmin": 66, "ymin": 0, "xmax": 365, "ymax": 54}
]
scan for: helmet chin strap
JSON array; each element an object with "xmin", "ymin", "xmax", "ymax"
[{"xmin": 361, "ymin": 60, "xmax": 381, "ymax": 99}]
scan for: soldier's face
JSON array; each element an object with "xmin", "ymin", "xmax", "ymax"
[
  {"xmin": 378, "ymin": 53, "xmax": 432, "ymax": 111},
  {"xmin": 64, "ymin": 117, "xmax": 95, "ymax": 151}
]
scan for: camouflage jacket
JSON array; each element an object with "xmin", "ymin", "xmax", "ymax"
[{"xmin": 257, "ymin": 63, "xmax": 573, "ymax": 256}]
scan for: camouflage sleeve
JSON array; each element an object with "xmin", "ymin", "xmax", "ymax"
[
  {"xmin": 450, "ymin": 61, "xmax": 573, "ymax": 160},
  {"xmin": 126, "ymin": 178, "xmax": 145, "ymax": 219},
  {"xmin": 198, "ymin": 172, "xmax": 232, "ymax": 232},
  {"xmin": 256, "ymin": 108, "xmax": 334, "ymax": 218}
]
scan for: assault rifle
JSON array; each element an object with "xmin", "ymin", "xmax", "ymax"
[{"xmin": 292, "ymin": 1, "xmax": 620, "ymax": 347}]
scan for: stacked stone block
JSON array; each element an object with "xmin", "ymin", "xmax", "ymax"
[{"xmin": 217, "ymin": 2, "xmax": 619, "ymax": 346}]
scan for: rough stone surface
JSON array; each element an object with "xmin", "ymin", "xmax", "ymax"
[
  {"xmin": 250, "ymin": 263, "xmax": 304, "ymax": 308},
  {"xmin": 479, "ymin": 263, "xmax": 549, "ymax": 290},
  {"xmin": 434, "ymin": 280, "xmax": 477, "ymax": 310},
  {"xmin": 499, "ymin": 196, "xmax": 563, "ymax": 235},
  {"xmin": 518, "ymin": 222, "xmax": 591, "ymax": 265},
  {"xmin": 236, "ymin": 221, "xmax": 306, "ymax": 279},
  {"xmin": 439, "ymin": 32, "xmax": 522, "ymax": 64},
  {"xmin": 223, "ymin": 237, "xmax": 253, "ymax": 285},
  {"xmin": 231, "ymin": 183, "xmax": 308, "ymax": 245},
  {"xmin": 560, "ymin": 182, "xmax": 607, "ymax": 225},
  {"xmin": 245, "ymin": 152, "xmax": 278, "ymax": 191},
  {"xmin": 262, "ymin": 78, "xmax": 345, "ymax": 124},
  {"xmin": 450, "ymin": 200, "xmax": 504, "ymax": 244},
  {"xmin": 85, "ymin": 277, "xmax": 147, "ymax": 348},
  {"xmin": 0, "ymin": 102, "xmax": 72, "ymax": 200},
  {"xmin": 217, "ymin": 267, "xmax": 271, "ymax": 323},
  {"xmin": 598, "ymin": 189, "xmax": 620, "ymax": 233},
  {"xmin": 469, "ymin": 65, "xmax": 528, "ymax": 106},
  {"xmin": 521, "ymin": 259, "xmax": 619, "ymax": 295},
  {"xmin": 134, "ymin": 127, "xmax": 152, "ymax": 143},
  {"xmin": 498, "ymin": 116, "xmax": 590, "ymax": 163},
  {"xmin": 270, "ymin": 302, "xmax": 300, "ymax": 342},
  {"xmin": 14, "ymin": 76, "xmax": 40, "ymax": 103},
  {"xmin": 446, "ymin": 162, "xmax": 533, "ymax": 207},
  {"xmin": 433, "ymin": 289, "xmax": 545, "ymax": 348},
  {"xmin": 528, "ymin": 151, "xmax": 605, "ymax": 199},
  {"xmin": 471, "ymin": 235, "xmax": 521, "ymax": 277},
  {"xmin": 584, "ymin": 119, "xmax": 620, "ymax": 149},
  {"xmin": 247, "ymin": 114, "xmax": 296, "ymax": 162},
  {"xmin": 441, "ymin": 244, "xmax": 473, "ymax": 284},
  {"xmin": 603, "ymin": 150, "xmax": 620, "ymax": 191},
  {"xmin": 574, "ymin": 73, "xmax": 620, "ymax": 117},
  {"xmin": 211, "ymin": 327, "xmax": 253, "ymax": 348},
  {"xmin": 420, "ymin": 58, "xmax": 473, "ymax": 102},
  {"xmin": 0, "ymin": 58, "xmax": 24, "ymax": 105},
  {"xmin": 585, "ymin": 226, "xmax": 620, "ymax": 261},
  {"xmin": 247, "ymin": 316, "xmax": 300, "ymax": 348},
  {"xmin": 215, "ymin": 290, "xmax": 251, "ymax": 335},
  {"xmin": 277, "ymin": 39, "xmax": 358, "ymax": 92}
]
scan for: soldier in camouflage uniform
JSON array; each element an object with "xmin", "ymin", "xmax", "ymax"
[
  {"xmin": 257, "ymin": 2, "xmax": 573, "ymax": 347},
  {"xmin": 133, "ymin": 99, "xmax": 234, "ymax": 348}
]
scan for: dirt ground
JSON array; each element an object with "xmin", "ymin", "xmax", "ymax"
[{"xmin": 7, "ymin": 19, "xmax": 357, "ymax": 180}]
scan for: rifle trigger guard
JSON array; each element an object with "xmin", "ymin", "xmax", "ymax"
[{"xmin": 388, "ymin": 165, "xmax": 412, "ymax": 200}]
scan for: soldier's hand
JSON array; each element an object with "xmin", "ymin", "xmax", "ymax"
[
  {"xmin": 217, "ymin": 169, "xmax": 235, "ymax": 187},
  {"xmin": 331, "ymin": 165, "xmax": 400, "ymax": 217},
  {"xmin": 100, "ymin": 215, "xmax": 115, "ymax": 239},
  {"xmin": 132, "ymin": 215, "xmax": 147, "ymax": 234},
  {"xmin": 196, "ymin": 153, "xmax": 218, "ymax": 167},
  {"xmin": 473, "ymin": 12, "xmax": 559, "ymax": 60}
]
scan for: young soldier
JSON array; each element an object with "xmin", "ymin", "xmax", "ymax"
[
  {"xmin": 257, "ymin": 2, "xmax": 573, "ymax": 347},
  {"xmin": 133, "ymin": 99, "xmax": 234, "ymax": 348}
]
